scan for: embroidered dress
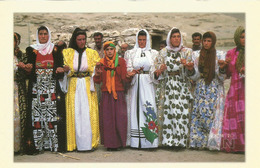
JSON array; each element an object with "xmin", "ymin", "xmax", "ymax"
[
  {"xmin": 62, "ymin": 48, "xmax": 100, "ymax": 151},
  {"xmin": 14, "ymin": 47, "xmax": 28, "ymax": 154},
  {"xmin": 221, "ymin": 48, "xmax": 245, "ymax": 152},
  {"xmin": 29, "ymin": 52, "xmax": 60, "ymax": 151},
  {"xmin": 14, "ymin": 55, "xmax": 21, "ymax": 152},
  {"xmin": 189, "ymin": 50, "xmax": 226, "ymax": 150},
  {"xmin": 156, "ymin": 47, "xmax": 193, "ymax": 147},
  {"xmin": 125, "ymin": 48, "xmax": 159, "ymax": 148}
]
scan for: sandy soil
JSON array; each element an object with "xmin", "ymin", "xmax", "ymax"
[{"xmin": 14, "ymin": 145, "xmax": 244, "ymax": 162}]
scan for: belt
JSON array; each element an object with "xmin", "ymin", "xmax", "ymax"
[
  {"xmin": 168, "ymin": 71, "xmax": 180, "ymax": 76},
  {"xmin": 72, "ymin": 72, "xmax": 90, "ymax": 78},
  {"xmin": 139, "ymin": 70, "xmax": 149, "ymax": 74}
]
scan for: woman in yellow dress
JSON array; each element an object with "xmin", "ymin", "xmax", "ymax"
[{"xmin": 62, "ymin": 28, "xmax": 100, "ymax": 151}]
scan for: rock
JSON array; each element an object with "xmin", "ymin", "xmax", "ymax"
[
  {"xmin": 109, "ymin": 31, "xmax": 120, "ymax": 37},
  {"xmin": 124, "ymin": 36, "xmax": 136, "ymax": 46},
  {"xmin": 121, "ymin": 28, "xmax": 139, "ymax": 36}
]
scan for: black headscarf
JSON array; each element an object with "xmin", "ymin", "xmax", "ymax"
[{"xmin": 69, "ymin": 28, "xmax": 87, "ymax": 72}]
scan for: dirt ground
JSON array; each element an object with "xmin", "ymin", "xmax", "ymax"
[{"xmin": 14, "ymin": 145, "xmax": 244, "ymax": 162}]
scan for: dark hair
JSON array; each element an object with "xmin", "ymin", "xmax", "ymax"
[
  {"xmin": 14, "ymin": 32, "xmax": 21, "ymax": 45},
  {"xmin": 37, "ymin": 26, "xmax": 48, "ymax": 33},
  {"xmin": 192, "ymin": 32, "xmax": 202, "ymax": 39},
  {"xmin": 170, "ymin": 29, "xmax": 180, "ymax": 37},
  {"xmin": 138, "ymin": 30, "xmax": 147, "ymax": 37},
  {"xmin": 203, "ymin": 32, "xmax": 213, "ymax": 39},
  {"xmin": 160, "ymin": 40, "xmax": 166, "ymax": 46},
  {"xmin": 93, "ymin": 32, "xmax": 103, "ymax": 38},
  {"xmin": 69, "ymin": 28, "xmax": 87, "ymax": 50}
]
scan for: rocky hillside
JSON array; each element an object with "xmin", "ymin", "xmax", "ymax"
[{"xmin": 14, "ymin": 13, "xmax": 245, "ymax": 51}]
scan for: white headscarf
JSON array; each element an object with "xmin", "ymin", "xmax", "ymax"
[
  {"xmin": 30, "ymin": 26, "xmax": 54, "ymax": 55},
  {"xmin": 166, "ymin": 27, "xmax": 183, "ymax": 52},
  {"xmin": 134, "ymin": 29, "xmax": 151, "ymax": 51}
]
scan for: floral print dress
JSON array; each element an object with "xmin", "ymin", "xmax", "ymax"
[{"xmin": 189, "ymin": 50, "xmax": 226, "ymax": 150}]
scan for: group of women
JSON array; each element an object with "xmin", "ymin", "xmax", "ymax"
[{"xmin": 14, "ymin": 25, "xmax": 245, "ymax": 155}]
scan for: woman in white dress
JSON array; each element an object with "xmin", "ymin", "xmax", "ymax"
[{"xmin": 125, "ymin": 29, "xmax": 159, "ymax": 149}]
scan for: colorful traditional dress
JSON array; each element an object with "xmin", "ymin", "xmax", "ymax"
[
  {"xmin": 14, "ymin": 48, "xmax": 27, "ymax": 153},
  {"xmin": 94, "ymin": 45, "xmax": 130, "ymax": 148},
  {"xmin": 25, "ymin": 46, "xmax": 66, "ymax": 154},
  {"xmin": 156, "ymin": 47, "xmax": 193, "ymax": 147},
  {"xmin": 221, "ymin": 47, "xmax": 245, "ymax": 152},
  {"xmin": 62, "ymin": 48, "xmax": 100, "ymax": 151},
  {"xmin": 189, "ymin": 50, "xmax": 226, "ymax": 150},
  {"xmin": 125, "ymin": 29, "xmax": 159, "ymax": 148}
]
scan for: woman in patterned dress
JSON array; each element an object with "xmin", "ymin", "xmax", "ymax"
[
  {"xmin": 154, "ymin": 27, "xmax": 193, "ymax": 148},
  {"xmin": 221, "ymin": 26, "xmax": 245, "ymax": 153},
  {"xmin": 188, "ymin": 31, "xmax": 228, "ymax": 150},
  {"xmin": 24, "ymin": 26, "xmax": 66, "ymax": 154},
  {"xmin": 62, "ymin": 28, "xmax": 100, "ymax": 152},
  {"xmin": 14, "ymin": 32, "xmax": 27, "ymax": 154}
]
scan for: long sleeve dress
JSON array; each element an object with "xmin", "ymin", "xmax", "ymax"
[
  {"xmin": 125, "ymin": 48, "xmax": 159, "ymax": 148},
  {"xmin": 62, "ymin": 48, "xmax": 100, "ymax": 151},
  {"xmin": 189, "ymin": 50, "xmax": 226, "ymax": 150},
  {"xmin": 221, "ymin": 47, "xmax": 245, "ymax": 152},
  {"xmin": 14, "ymin": 49, "xmax": 27, "ymax": 153},
  {"xmin": 94, "ymin": 58, "xmax": 130, "ymax": 149},
  {"xmin": 24, "ymin": 46, "xmax": 67, "ymax": 154},
  {"xmin": 155, "ymin": 47, "xmax": 193, "ymax": 147}
]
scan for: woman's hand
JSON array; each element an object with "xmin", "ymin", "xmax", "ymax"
[
  {"xmin": 126, "ymin": 70, "xmax": 136, "ymax": 78},
  {"xmin": 225, "ymin": 57, "xmax": 231, "ymax": 65},
  {"xmin": 56, "ymin": 67, "xmax": 64, "ymax": 74},
  {"xmin": 63, "ymin": 65, "xmax": 70, "ymax": 73},
  {"xmin": 24, "ymin": 63, "xmax": 33, "ymax": 73},
  {"xmin": 159, "ymin": 64, "xmax": 167, "ymax": 72},
  {"xmin": 95, "ymin": 62, "xmax": 102, "ymax": 76},
  {"xmin": 17, "ymin": 62, "xmax": 25, "ymax": 69},
  {"xmin": 186, "ymin": 62, "xmax": 194, "ymax": 71},
  {"xmin": 218, "ymin": 57, "xmax": 231, "ymax": 69},
  {"xmin": 180, "ymin": 59, "xmax": 187, "ymax": 66},
  {"xmin": 218, "ymin": 60, "xmax": 226, "ymax": 69},
  {"xmin": 240, "ymin": 67, "xmax": 245, "ymax": 75}
]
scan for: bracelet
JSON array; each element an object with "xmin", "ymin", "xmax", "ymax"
[
  {"xmin": 187, "ymin": 68, "xmax": 195, "ymax": 76},
  {"xmin": 219, "ymin": 67, "xmax": 226, "ymax": 74}
]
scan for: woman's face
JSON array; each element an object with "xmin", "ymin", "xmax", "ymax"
[
  {"xmin": 14, "ymin": 40, "xmax": 17, "ymax": 49},
  {"xmin": 38, "ymin": 29, "xmax": 49, "ymax": 44},
  {"xmin": 76, "ymin": 34, "xmax": 86, "ymax": 49},
  {"xmin": 138, "ymin": 35, "xmax": 147, "ymax": 48},
  {"xmin": 240, "ymin": 32, "xmax": 245, "ymax": 47},
  {"xmin": 170, "ymin": 32, "xmax": 181, "ymax": 47},
  {"xmin": 203, "ymin": 37, "xmax": 213, "ymax": 50},
  {"xmin": 105, "ymin": 46, "xmax": 115, "ymax": 59}
]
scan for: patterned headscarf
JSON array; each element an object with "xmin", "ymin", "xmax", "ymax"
[
  {"xmin": 166, "ymin": 27, "xmax": 183, "ymax": 52},
  {"xmin": 199, "ymin": 31, "xmax": 217, "ymax": 85},
  {"xmin": 30, "ymin": 26, "xmax": 54, "ymax": 55},
  {"xmin": 100, "ymin": 41, "xmax": 119, "ymax": 99},
  {"xmin": 234, "ymin": 26, "xmax": 245, "ymax": 73}
]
